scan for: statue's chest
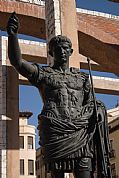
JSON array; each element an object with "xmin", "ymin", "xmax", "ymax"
[{"xmin": 43, "ymin": 73, "xmax": 84, "ymax": 90}]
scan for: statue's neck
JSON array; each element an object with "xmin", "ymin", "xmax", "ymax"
[{"xmin": 53, "ymin": 61, "xmax": 69, "ymax": 72}]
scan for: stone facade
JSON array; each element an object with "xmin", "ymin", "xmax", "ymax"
[
  {"xmin": 45, "ymin": 0, "xmax": 80, "ymax": 67},
  {"xmin": 19, "ymin": 111, "xmax": 36, "ymax": 178},
  {"xmin": 0, "ymin": 36, "xmax": 7, "ymax": 178},
  {"xmin": 45, "ymin": 0, "xmax": 61, "ymax": 65},
  {"xmin": 0, "ymin": 35, "xmax": 19, "ymax": 178}
]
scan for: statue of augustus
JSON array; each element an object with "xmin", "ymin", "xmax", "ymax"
[{"xmin": 7, "ymin": 12, "xmax": 111, "ymax": 178}]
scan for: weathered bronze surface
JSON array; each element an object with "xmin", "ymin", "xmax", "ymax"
[{"xmin": 7, "ymin": 12, "xmax": 111, "ymax": 178}]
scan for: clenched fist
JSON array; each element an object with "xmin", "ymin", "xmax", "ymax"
[{"xmin": 7, "ymin": 12, "xmax": 19, "ymax": 36}]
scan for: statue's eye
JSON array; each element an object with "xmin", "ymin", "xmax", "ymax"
[{"xmin": 63, "ymin": 47, "xmax": 68, "ymax": 50}]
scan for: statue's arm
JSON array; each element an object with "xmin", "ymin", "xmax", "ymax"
[
  {"xmin": 7, "ymin": 12, "xmax": 37, "ymax": 78},
  {"xmin": 8, "ymin": 34, "xmax": 37, "ymax": 78}
]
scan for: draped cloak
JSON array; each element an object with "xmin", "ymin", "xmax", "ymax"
[{"xmin": 28, "ymin": 65, "xmax": 107, "ymax": 172}]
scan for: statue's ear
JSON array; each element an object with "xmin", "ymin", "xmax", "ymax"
[{"xmin": 49, "ymin": 50, "xmax": 53, "ymax": 57}]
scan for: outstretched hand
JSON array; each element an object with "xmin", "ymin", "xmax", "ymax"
[{"xmin": 7, "ymin": 12, "xmax": 19, "ymax": 36}]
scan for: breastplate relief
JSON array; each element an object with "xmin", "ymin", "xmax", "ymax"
[{"xmin": 40, "ymin": 69, "xmax": 85, "ymax": 121}]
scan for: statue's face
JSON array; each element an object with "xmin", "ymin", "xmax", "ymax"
[{"xmin": 52, "ymin": 42, "xmax": 72, "ymax": 65}]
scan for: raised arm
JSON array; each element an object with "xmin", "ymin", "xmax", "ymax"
[{"xmin": 7, "ymin": 12, "xmax": 37, "ymax": 78}]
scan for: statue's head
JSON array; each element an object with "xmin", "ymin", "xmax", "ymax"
[
  {"xmin": 48, "ymin": 35, "xmax": 73, "ymax": 65},
  {"xmin": 49, "ymin": 35, "xmax": 72, "ymax": 57}
]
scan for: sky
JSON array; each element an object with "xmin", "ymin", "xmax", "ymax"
[
  {"xmin": 18, "ymin": 0, "xmax": 119, "ymax": 148},
  {"xmin": 76, "ymin": 0, "xmax": 119, "ymax": 15}
]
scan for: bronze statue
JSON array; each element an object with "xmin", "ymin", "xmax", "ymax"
[{"xmin": 7, "ymin": 12, "xmax": 112, "ymax": 178}]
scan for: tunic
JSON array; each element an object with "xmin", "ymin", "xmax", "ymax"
[{"xmin": 28, "ymin": 65, "xmax": 96, "ymax": 171}]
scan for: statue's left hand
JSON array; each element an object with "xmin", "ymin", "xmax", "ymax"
[{"xmin": 7, "ymin": 12, "xmax": 19, "ymax": 36}]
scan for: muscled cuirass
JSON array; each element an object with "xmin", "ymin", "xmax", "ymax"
[
  {"xmin": 29, "ymin": 65, "xmax": 95, "ymax": 163},
  {"xmin": 36, "ymin": 67, "xmax": 89, "ymax": 122}
]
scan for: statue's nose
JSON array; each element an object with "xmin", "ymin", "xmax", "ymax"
[{"xmin": 60, "ymin": 47, "xmax": 65, "ymax": 54}]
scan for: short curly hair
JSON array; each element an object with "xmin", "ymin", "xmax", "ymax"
[{"xmin": 48, "ymin": 35, "xmax": 72, "ymax": 57}]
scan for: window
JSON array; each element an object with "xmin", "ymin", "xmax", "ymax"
[
  {"xmin": 28, "ymin": 160, "xmax": 34, "ymax": 175},
  {"xmin": 20, "ymin": 159, "xmax": 24, "ymax": 175},
  {"xmin": 19, "ymin": 136, "xmax": 24, "ymax": 149},
  {"xmin": 28, "ymin": 136, "xmax": 33, "ymax": 149}
]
